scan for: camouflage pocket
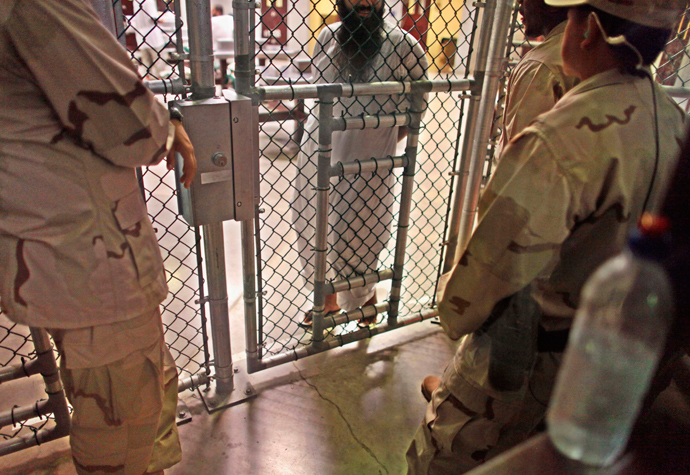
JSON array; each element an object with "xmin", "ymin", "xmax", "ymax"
[{"xmin": 111, "ymin": 188, "xmax": 164, "ymax": 288}]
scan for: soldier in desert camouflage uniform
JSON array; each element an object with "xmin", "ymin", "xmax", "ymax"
[
  {"xmin": 407, "ymin": 1, "xmax": 687, "ymax": 473},
  {"xmin": 0, "ymin": 0, "xmax": 196, "ymax": 473},
  {"xmin": 497, "ymin": 0, "xmax": 579, "ymax": 157}
]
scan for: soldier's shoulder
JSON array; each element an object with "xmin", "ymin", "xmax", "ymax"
[{"xmin": 0, "ymin": 0, "xmax": 22, "ymax": 26}]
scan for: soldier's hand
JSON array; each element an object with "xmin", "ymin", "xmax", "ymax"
[{"xmin": 167, "ymin": 119, "xmax": 197, "ymax": 188}]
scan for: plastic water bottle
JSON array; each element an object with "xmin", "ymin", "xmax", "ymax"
[{"xmin": 546, "ymin": 216, "xmax": 674, "ymax": 467}]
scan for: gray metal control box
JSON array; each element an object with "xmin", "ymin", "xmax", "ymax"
[{"xmin": 173, "ymin": 92, "xmax": 257, "ymax": 225}]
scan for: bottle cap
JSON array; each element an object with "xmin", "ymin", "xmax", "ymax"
[{"xmin": 628, "ymin": 213, "xmax": 671, "ymax": 261}]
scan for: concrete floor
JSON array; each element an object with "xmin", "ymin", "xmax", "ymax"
[{"xmin": 0, "ymin": 303, "xmax": 458, "ymax": 475}]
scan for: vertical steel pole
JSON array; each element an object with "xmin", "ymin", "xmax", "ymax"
[
  {"xmin": 311, "ymin": 90, "xmax": 336, "ymax": 345},
  {"xmin": 30, "ymin": 329, "xmax": 71, "ymax": 435},
  {"xmin": 186, "ymin": 0, "xmax": 216, "ymax": 99},
  {"xmin": 232, "ymin": 0, "xmax": 262, "ymax": 373},
  {"xmin": 456, "ymin": 0, "xmax": 513, "ymax": 258},
  {"xmin": 388, "ymin": 92, "xmax": 425, "ymax": 322},
  {"xmin": 442, "ymin": 0, "xmax": 501, "ymax": 273},
  {"xmin": 186, "ymin": 0, "xmax": 235, "ymax": 393},
  {"xmin": 201, "ymin": 223, "xmax": 234, "ymax": 393}
]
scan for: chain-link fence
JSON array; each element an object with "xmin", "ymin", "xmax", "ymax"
[
  {"xmin": 2, "ymin": 0, "xmax": 690, "ymax": 451},
  {"xmin": 120, "ymin": 0, "xmax": 211, "ymax": 383},
  {"xmin": 254, "ymin": 0, "xmax": 483, "ymax": 361}
]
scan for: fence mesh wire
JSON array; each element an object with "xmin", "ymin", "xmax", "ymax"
[
  {"xmin": 256, "ymin": 1, "xmax": 479, "ymax": 356},
  {"xmin": 121, "ymin": 0, "xmax": 210, "ymax": 382},
  {"xmin": 252, "ymin": 1, "xmax": 690, "ymax": 361},
  {"xmin": 1, "ymin": 0, "xmax": 690, "ymax": 446}
]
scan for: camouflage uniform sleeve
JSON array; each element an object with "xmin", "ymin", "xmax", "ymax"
[
  {"xmin": 502, "ymin": 61, "xmax": 565, "ymax": 147},
  {"xmin": 438, "ymin": 130, "xmax": 575, "ymax": 340},
  {"xmin": 7, "ymin": 0, "xmax": 171, "ymax": 168}
]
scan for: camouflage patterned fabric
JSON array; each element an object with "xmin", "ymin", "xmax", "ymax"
[
  {"xmin": 0, "ymin": 0, "xmax": 171, "ymax": 330},
  {"xmin": 497, "ymin": 21, "xmax": 579, "ymax": 157},
  {"xmin": 409, "ymin": 68, "xmax": 687, "ymax": 473},
  {"xmin": 406, "ymin": 344, "xmax": 560, "ymax": 474},
  {"xmin": 0, "ymin": 0, "xmax": 181, "ymax": 472},
  {"xmin": 51, "ymin": 309, "xmax": 181, "ymax": 475}
]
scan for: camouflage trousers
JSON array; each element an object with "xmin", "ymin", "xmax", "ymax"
[
  {"xmin": 406, "ymin": 352, "xmax": 560, "ymax": 474},
  {"xmin": 54, "ymin": 319, "xmax": 181, "ymax": 475}
]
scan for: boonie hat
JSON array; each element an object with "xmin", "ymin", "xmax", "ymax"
[{"xmin": 543, "ymin": 0, "xmax": 685, "ymax": 29}]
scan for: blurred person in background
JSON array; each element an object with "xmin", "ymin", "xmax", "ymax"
[{"xmin": 290, "ymin": 0, "xmax": 428, "ymax": 328}]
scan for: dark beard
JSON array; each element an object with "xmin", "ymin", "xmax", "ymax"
[{"xmin": 335, "ymin": 0, "xmax": 384, "ymax": 82}]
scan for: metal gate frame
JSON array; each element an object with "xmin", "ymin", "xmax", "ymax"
[
  {"xmin": 3, "ymin": 0, "xmax": 690, "ymax": 457},
  {"xmin": 238, "ymin": 0, "xmax": 516, "ymax": 372}
]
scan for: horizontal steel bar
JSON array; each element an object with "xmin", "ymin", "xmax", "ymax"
[
  {"xmin": 258, "ymin": 78, "xmax": 474, "ymax": 102},
  {"xmin": 0, "ymin": 359, "xmax": 42, "ymax": 384},
  {"xmin": 258, "ymin": 307, "xmax": 438, "ymax": 370},
  {"xmin": 0, "ymin": 400, "xmax": 50, "ymax": 429},
  {"xmin": 331, "ymin": 112, "xmax": 410, "ymax": 132},
  {"xmin": 0, "ymin": 423, "xmax": 70, "ymax": 457},
  {"xmin": 663, "ymin": 86, "xmax": 690, "ymax": 98},
  {"xmin": 178, "ymin": 372, "xmax": 210, "ymax": 393},
  {"xmin": 341, "ymin": 81, "xmax": 407, "ymax": 97},
  {"xmin": 326, "ymin": 268, "xmax": 395, "ymax": 295},
  {"xmin": 324, "ymin": 302, "xmax": 389, "ymax": 328},
  {"xmin": 143, "ymin": 77, "xmax": 187, "ymax": 95},
  {"xmin": 330, "ymin": 155, "xmax": 407, "ymax": 177}
]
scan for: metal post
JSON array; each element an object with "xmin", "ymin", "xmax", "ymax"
[
  {"xmin": 456, "ymin": 0, "xmax": 513, "ymax": 256},
  {"xmin": 242, "ymin": 219, "xmax": 260, "ymax": 373},
  {"xmin": 183, "ymin": 0, "xmax": 252, "ymax": 408},
  {"xmin": 233, "ymin": 0, "xmax": 256, "ymax": 94},
  {"xmin": 442, "ymin": 0, "xmax": 501, "ymax": 273},
  {"xmin": 0, "ymin": 329, "xmax": 71, "ymax": 456},
  {"xmin": 202, "ymin": 222, "xmax": 234, "ymax": 394},
  {"xmin": 232, "ymin": 0, "xmax": 263, "ymax": 375},
  {"xmin": 389, "ymin": 91, "xmax": 426, "ymax": 322},
  {"xmin": 112, "ymin": 0, "xmax": 128, "ymax": 48},
  {"xmin": 311, "ymin": 88, "xmax": 337, "ymax": 346},
  {"xmin": 186, "ymin": 0, "xmax": 216, "ymax": 99}
]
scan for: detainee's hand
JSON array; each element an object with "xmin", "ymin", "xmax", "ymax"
[{"xmin": 167, "ymin": 119, "xmax": 197, "ymax": 188}]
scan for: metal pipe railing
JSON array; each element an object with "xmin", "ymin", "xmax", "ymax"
[
  {"xmin": 326, "ymin": 268, "xmax": 395, "ymax": 295},
  {"xmin": 442, "ymin": 0, "xmax": 503, "ymax": 274},
  {"xmin": 663, "ymin": 86, "xmax": 690, "ymax": 98},
  {"xmin": 186, "ymin": 0, "xmax": 215, "ymax": 99},
  {"xmin": 143, "ymin": 78, "xmax": 187, "ymax": 95},
  {"xmin": 388, "ymin": 91, "xmax": 426, "ymax": 323},
  {"xmin": 232, "ymin": 0, "xmax": 263, "ymax": 375},
  {"xmin": 259, "ymin": 78, "xmax": 473, "ymax": 102},
  {"xmin": 257, "ymin": 307, "xmax": 438, "ymax": 370},
  {"xmin": 0, "ymin": 358, "xmax": 42, "ymax": 384},
  {"xmin": 311, "ymin": 89, "xmax": 338, "ymax": 345},
  {"xmin": 332, "ymin": 113, "xmax": 411, "ymax": 132},
  {"xmin": 330, "ymin": 155, "xmax": 408, "ymax": 177},
  {"xmin": 242, "ymin": 218, "xmax": 261, "ymax": 374},
  {"xmin": 0, "ymin": 328, "xmax": 71, "ymax": 457},
  {"xmin": 456, "ymin": 0, "xmax": 514, "ymax": 254},
  {"xmin": 178, "ymin": 372, "xmax": 210, "ymax": 393},
  {"xmin": 202, "ymin": 222, "xmax": 234, "ymax": 393},
  {"xmin": 184, "ymin": 0, "xmax": 236, "ymax": 394}
]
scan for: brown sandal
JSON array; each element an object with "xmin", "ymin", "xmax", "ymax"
[{"xmin": 298, "ymin": 309, "xmax": 340, "ymax": 328}]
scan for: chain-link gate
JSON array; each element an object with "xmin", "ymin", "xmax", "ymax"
[{"xmin": 2, "ymin": 0, "xmax": 690, "ymax": 456}]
